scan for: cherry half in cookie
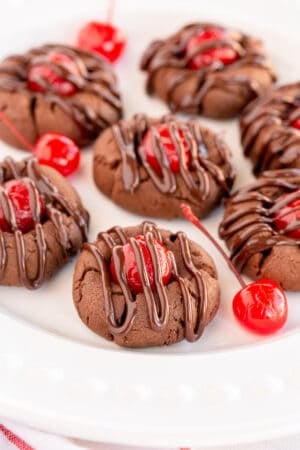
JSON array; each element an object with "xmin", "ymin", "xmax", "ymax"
[
  {"xmin": 77, "ymin": 22, "xmax": 126, "ymax": 63},
  {"xmin": 274, "ymin": 190, "xmax": 300, "ymax": 239},
  {"xmin": 28, "ymin": 52, "xmax": 79, "ymax": 96},
  {"xmin": 186, "ymin": 26, "xmax": 239, "ymax": 70},
  {"xmin": 110, "ymin": 234, "xmax": 172, "ymax": 294},
  {"xmin": 0, "ymin": 180, "xmax": 45, "ymax": 233},
  {"xmin": 291, "ymin": 118, "xmax": 300, "ymax": 130},
  {"xmin": 182, "ymin": 204, "xmax": 288, "ymax": 335},
  {"xmin": 141, "ymin": 123, "xmax": 191, "ymax": 176}
]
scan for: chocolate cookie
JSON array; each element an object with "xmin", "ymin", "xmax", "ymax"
[
  {"xmin": 219, "ymin": 169, "xmax": 300, "ymax": 291},
  {"xmin": 0, "ymin": 44, "xmax": 122, "ymax": 149},
  {"xmin": 0, "ymin": 156, "xmax": 89, "ymax": 288},
  {"xmin": 73, "ymin": 222, "xmax": 220, "ymax": 348},
  {"xmin": 240, "ymin": 82, "xmax": 300, "ymax": 174},
  {"xmin": 93, "ymin": 114, "xmax": 235, "ymax": 219},
  {"xmin": 140, "ymin": 23, "xmax": 276, "ymax": 118}
]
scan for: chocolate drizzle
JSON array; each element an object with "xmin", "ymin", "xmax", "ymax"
[
  {"xmin": 112, "ymin": 114, "xmax": 234, "ymax": 198},
  {"xmin": 140, "ymin": 23, "xmax": 276, "ymax": 113},
  {"xmin": 83, "ymin": 222, "xmax": 210, "ymax": 342},
  {"xmin": 219, "ymin": 169, "xmax": 300, "ymax": 271},
  {"xmin": 0, "ymin": 157, "xmax": 88, "ymax": 289},
  {"xmin": 240, "ymin": 82, "xmax": 300, "ymax": 174},
  {"xmin": 0, "ymin": 44, "xmax": 122, "ymax": 142}
]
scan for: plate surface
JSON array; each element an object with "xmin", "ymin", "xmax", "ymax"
[{"xmin": 0, "ymin": 0, "xmax": 299, "ymax": 447}]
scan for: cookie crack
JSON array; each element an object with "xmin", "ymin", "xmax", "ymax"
[
  {"xmin": 255, "ymin": 248, "xmax": 272, "ymax": 277},
  {"xmin": 74, "ymin": 266, "xmax": 101, "ymax": 305}
]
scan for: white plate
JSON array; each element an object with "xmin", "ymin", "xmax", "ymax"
[{"xmin": 0, "ymin": 0, "xmax": 299, "ymax": 447}]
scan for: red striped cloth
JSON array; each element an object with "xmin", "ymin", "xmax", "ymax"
[
  {"xmin": 0, "ymin": 421, "xmax": 190, "ymax": 450},
  {"xmin": 0, "ymin": 424, "xmax": 34, "ymax": 450},
  {"xmin": 3, "ymin": 420, "xmax": 300, "ymax": 450}
]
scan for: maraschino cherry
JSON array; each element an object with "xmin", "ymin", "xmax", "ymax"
[
  {"xmin": 141, "ymin": 124, "xmax": 191, "ymax": 176},
  {"xmin": 28, "ymin": 52, "xmax": 79, "ymax": 96},
  {"xmin": 0, "ymin": 180, "xmax": 45, "ymax": 233},
  {"xmin": 274, "ymin": 191, "xmax": 300, "ymax": 239},
  {"xmin": 186, "ymin": 26, "xmax": 239, "ymax": 70},
  {"xmin": 34, "ymin": 133, "xmax": 80, "ymax": 177},
  {"xmin": 181, "ymin": 204, "xmax": 288, "ymax": 335},
  {"xmin": 291, "ymin": 118, "xmax": 300, "ymax": 130},
  {"xmin": 110, "ymin": 234, "xmax": 172, "ymax": 294},
  {"xmin": 77, "ymin": 0, "xmax": 126, "ymax": 63},
  {"xmin": 0, "ymin": 111, "xmax": 80, "ymax": 177}
]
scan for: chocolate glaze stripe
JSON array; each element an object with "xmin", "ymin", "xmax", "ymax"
[
  {"xmin": 26, "ymin": 159, "xmax": 88, "ymax": 242},
  {"xmin": 191, "ymin": 74, "xmax": 262, "ymax": 114},
  {"xmin": 142, "ymin": 220, "xmax": 162, "ymax": 240},
  {"xmin": 84, "ymin": 222, "xmax": 209, "ymax": 342},
  {"xmin": 0, "ymin": 45, "xmax": 122, "ymax": 140},
  {"xmin": 240, "ymin": 84, "xmax": 300, "ymax": 173},
  {"xmin": 90, "ymin": 223, "xmax": 169, "ymax": 334},
  {"xmin": 141, "ymin": 23, "xmax": 276, "ymax": 112},
  {"xmin": 176, "ymin": 231, "xmax": 208, "ymax": 341},
  {"xmin": 141, "ymin": 124, "xmax": 177, "ymax": 194},
  {"xmin": 141, "ymin": 24, "xmax": 233, "ymax": 72},
  {"xmin": 0, "ymin": 157, "xmax": 88, "ymax": 288},
  {"xmin": 263, "ymin": 168, "xmax": 300, "ymax": 179},
  {"xmin": 186, "ymin": 38, "xmax": 245, "ymax": 62},
  {"xmin": 145, "ymin": 230, "xmax": 168, "ymax": 324},
  {"xmin": 130, "ymin": 234, "xmax": 169, "ymax": 330},
  {"xmin": 84, "ymin": 242, "xmax": 137, "ymax": 334},
  {"xmin": 0, "ymin": 187, "xmax": 18, "ymax": 230},
  {"xmin": 0, "ymin": 232, "xmax": 5, "ymax": 273},
  {"xmin": 0, "ymin": 161, "xmax": 48, "ymax": 288},
  {"xmin": 230, "ymin": 177, "xmax": 299, "ymax": 203},
  {"xmin": 112, "ymin": 122, "xmax": 140, "ymax": 192},
  {"xmin": 113, "ymin": 114, "xmax": 234, "ymax": 198},
  {"xmin": 219, "ymin": 170, "xmax": 300, "ymax": 271}
]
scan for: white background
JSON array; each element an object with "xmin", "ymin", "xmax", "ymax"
[{"xmin": 0, "ymin": 0, "xmax": 299, "ymax": 449}]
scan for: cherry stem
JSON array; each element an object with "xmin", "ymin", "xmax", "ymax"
[
  {"xmin": 0, "ymin": 110, "xmax": 34, "ymax": 152},
  {"xmin": 106, "ymin": 0, "xmax": 115, "ymax": 23},
  {"xmin": 181, "ymin": 204, "xmax": 246, "ymax": 289}
]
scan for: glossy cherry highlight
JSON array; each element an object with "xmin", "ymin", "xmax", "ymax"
[
  {"xmin": 77, "ymin": 21, "xmax": 126, "ymax": 63},
  {"xmin": 110, "ymin": 234, "xmax": 172, "ymax": 294},
  {"xmin": 181, "ymin": 204, "xmax": 288, "ymax": 335},
  {"xmin": 186, "ymin": 26, "xmax": 239, "ymax": 70},
  {"xmin": 0, "ymin": 180, "xmax": 45, "ymax": 233},
  {"xmin": 28, "ymin": 52, "xmax": 78, "ymax": 96},
  {"xmin": 141, "ymin": 124, "xmax": 191, "ymax": 176},
  {"xmin": 232, "ymin": 279, "xmax": 287, "ymax": 334},
  {"xmin": 274, "ymin": 191, "xmax": 300, "ymax": 239},
  {"xmin": 34, "ymin": 133, "xmax": 81, "ymax": 177}
]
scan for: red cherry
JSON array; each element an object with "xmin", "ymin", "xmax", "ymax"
[
  {"xmin": 141, "ymin": 124, "xmax": 191, "ymax": 176},
  {"xmin": 34, "ymin": 133, "xmax": 81, "ymax": 177},
  {"xmin": 274, "ymin": 192, "xmax": 300, "ymax": 239},
  {"xmin": 28, "ymin": 53, "xmax": 78, "ymax": 96},
  {"xmin": 181, "ymin": 204, "xmax": 288, "ymax": 336},
  {"xmin": 189, "ymin": 27, "xmax": 224, "ymax": 43},
  {"xmin": 186, "ymin": 26, "xmax": 239, "ymax": 70},
  {"xmin": 77, "ymin": 22, "xmax": 126, "ymax": 63},
  {"xmin": 232, "ymin": 279, "xmax": 288, "ymax": 334},
  {"xmin": 291, "ymin": 118, "xmax": 300, "ymax": 130},
  {"xmin": 110, "ymin": 234, "xmax": 172, "ymax": 294},
  {"xmin": 0, "ymin": 180, "xmax": 45, "ymax": 233}
]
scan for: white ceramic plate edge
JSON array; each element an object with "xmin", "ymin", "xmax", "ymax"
[{"xmin": 1, "ymin": 311, "xmax": 300, "ymax": 447}]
